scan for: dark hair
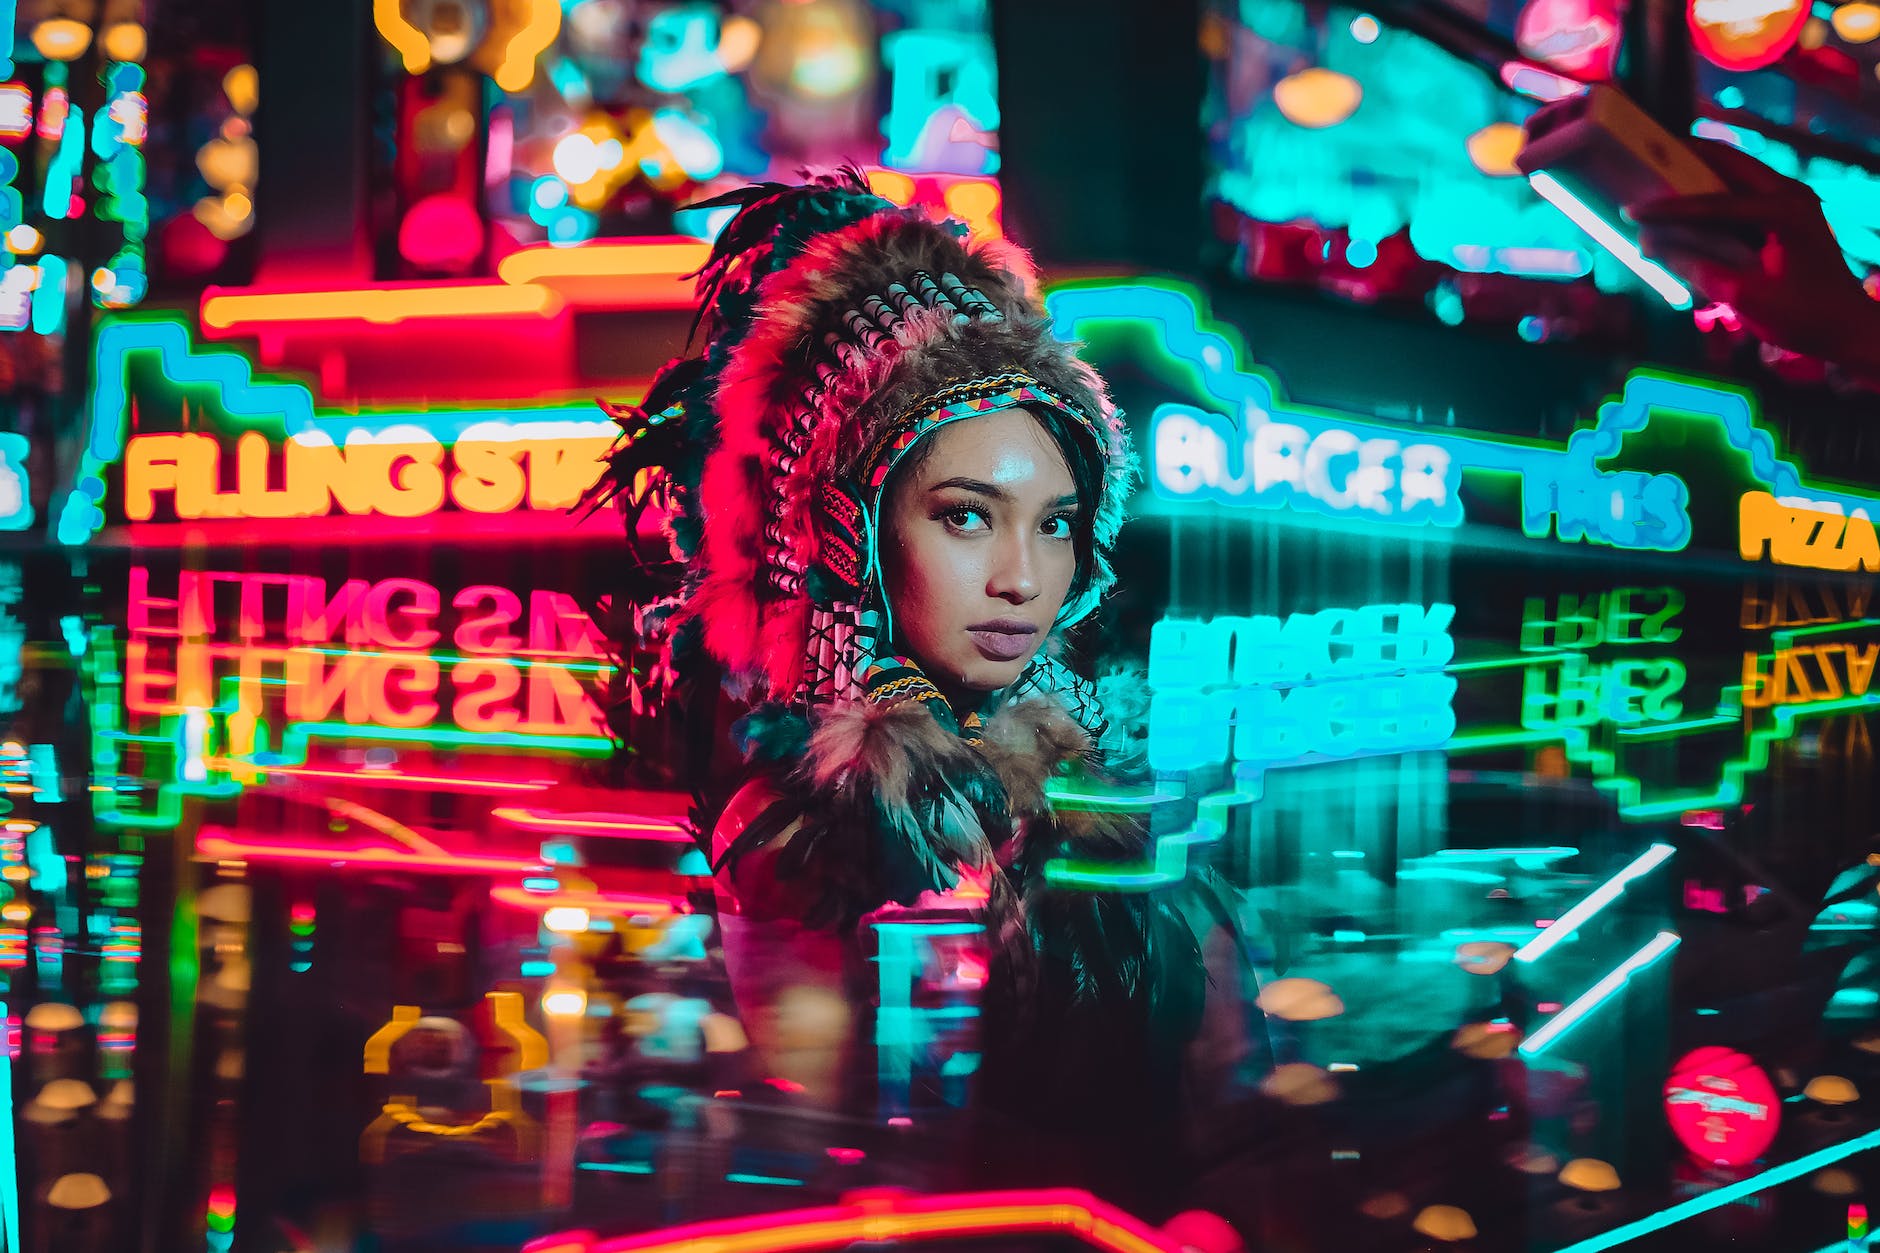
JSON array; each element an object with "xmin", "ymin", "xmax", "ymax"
[{"xmin": 881, "ymin": 405, "xmax": 1104, "ymax": 619}]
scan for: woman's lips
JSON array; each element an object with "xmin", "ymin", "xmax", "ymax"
[{"xmin": 967, "ymin": 624, "xmax": 1036, "ymax": 663}]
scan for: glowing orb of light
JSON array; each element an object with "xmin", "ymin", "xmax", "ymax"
[
  {"xmin": 1273, "ymin": 68, "xmax": 1362, "ymax": 129},
  {"xmin": 1467, "ymin": 121, "xmax": 1527, "ymax": 175},
  {"xmin": 1687, "ymin": 0, "xmax": 1809, "ymax": 71},
  {"xmin": 1834, "ymin": 2, "xmax": 1880, "ymax": 42}
]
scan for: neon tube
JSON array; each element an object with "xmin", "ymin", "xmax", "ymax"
[
  {"xmin": 490, "ymin": 807, "xmax": 690, "ymax": 841},
  {"xmin": 1527, "ymin": 172, "xmax": 1693, "ymax": 309},
  {"xmin": 1514, "ymin": 843, "xmax": 1675, "ymax": 964},
  {"xmin": 1519, "ymin": 931, "xmax": 1681, "ymax": 1056},
  {"xmin": 197, "ymin": 831, "xmax": 547, "ymax": 876},
  {"xmin": 201, "ymin": 283, "xmax": 561, "ymax": 330},
  {"xmin": 1550, "ymin": 1129, "xmax": 1880, "ymax": 1253},
  {"xmin": 520, "ymin": 1187, "xmax": 1185, "ymax": 1253},
  {"xmin": 495, "ymin": 238, "xmax": 709, "ymax": 284},
  {"xmin": 213, "ymin": 761, "xmax": 552, "ymax": 793}
]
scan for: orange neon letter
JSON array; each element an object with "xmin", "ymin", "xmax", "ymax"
[{"xmin": 452, "ymin": 586, "xmax": 524, "ymax": 653}]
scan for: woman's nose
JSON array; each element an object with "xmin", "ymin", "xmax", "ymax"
[{"xmin": 987, "ymin": 534, "xmax": 1040, "ymax": 603}]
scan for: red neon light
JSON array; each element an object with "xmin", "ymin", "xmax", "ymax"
[
  {"xmin": 521, "ymin": 1189, "xmax": 1185, "ymax": 1253},
  {"xmin": 487, "ymin": 885, "xmax": 684, "ymax": 918},
  {"xmin": 491, "ymin": 807, "xmax": 691, "ymax": 841},
  {"xmin": 221, "ymin": 762, "xmax": 553, "ymax": 793},
  {"xmin": 197, "ymin": 829, "xmax": 547, "ymax": 875},
  {"xmin": 1665, "ymin": 1046, "xmax": 1780, "ymax": 1167}
]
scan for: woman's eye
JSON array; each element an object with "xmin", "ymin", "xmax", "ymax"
[
  {"xmin": 1041, "ymin": 513, "xmax": 1075, "ymax": 539},
  {"xmin": 941, "ymin": 507, "xmax": 990, "ymax": 533}
]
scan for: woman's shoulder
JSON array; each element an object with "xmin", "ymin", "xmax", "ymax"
[{"xmin": 711, "ymin": 773, "xmax": 796, "ymax": 862}]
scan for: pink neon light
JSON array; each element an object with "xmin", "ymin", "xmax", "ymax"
[
  {"xmin": 197, "ymin": 830, "xmax": 547, "ymax": 875},
  {"xmin": 491, "ymin": 806, "xmax": 690, "ymax": 841},
  {"xmin": 487, "ymin": 885, "xmax": 684, "ymax": 918},
  {"xmin": 243, "ymin": 763, "xmax": 554, "ymax": 793},
  {"xmin": 521, "ymin": 1189, "xmax": 1187, "ymax": 1253}
]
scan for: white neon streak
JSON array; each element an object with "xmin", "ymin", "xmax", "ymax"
[
  {"xmin": 1514, "ymin": 842, "xmax": 1675, "ymax": 964},
  {"xmin": 1518, "ymin": 930, "xmax": 1681, "ymax": 1057},
  {"xmin": 1528, "ymin": 172, "xmax": 1694, "ymax": 310}
]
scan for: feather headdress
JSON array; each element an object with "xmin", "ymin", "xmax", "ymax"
[{"xmin": 590, "ymin": 168, "xmax": 1135, "ymax": 720}]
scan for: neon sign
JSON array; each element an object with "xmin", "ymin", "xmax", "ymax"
[
  {"xmin": 1147, "ymin": 603, "xmax": 1457, "ymax": 772},
  {"xmin": 1665, "ymin": 1046, "xmax": 1780, "ymax": 1168},
  {"xmin": 1152, "ymin": 404, "xmax": 1456, "ymax": 524},
  {"xmin": 1740, "ymin": 492, "xmax": 1880, "ymax": 572},
  {"xmin": 1044, "ymin": 280, "xmax": 1880, "ymax": 567},
  {"xmin": 123, "ymin": 423, "xmax": 613, "ymax": 522},
  {"xmin": 57, "ymin": 316, "xmax": 616, "ymax": 543}
]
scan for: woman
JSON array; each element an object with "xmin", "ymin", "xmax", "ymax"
[{"xmin": 593, "ymin": 170, "xmax": 1240, "ymax": 1202}]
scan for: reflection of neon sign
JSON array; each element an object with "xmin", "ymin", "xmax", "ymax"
[
  {"xmin": 1044, "ymin": 281, "xmax": 1880, "ymax": 565},
  {"xmin": 1741, "ymin": 641, "xmax": 1880, "ymax": 709},
  {"xmin": 127, "ymin": 567, "xmax": 610, "ymax": 740},
  {"xmin": 1520, "ymin": 588, "xmax": 1684, "ymax": 652},
  {"xmin": 1147, "ymin": 603, "xmax": 1457, "ymax": 772},
  {"xmin": 1519, "ymin": 588, "xmax": 1686, "ymax": 730}
]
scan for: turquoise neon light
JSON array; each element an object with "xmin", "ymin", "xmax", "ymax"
[
  {"xmin": 42, "ymin": 104, "xmax": 82, "ymax": 219},
  {"xmin": 58, "ymin": 315, "xmax": 613, "ymax": 544},
  {"xmin": 879, "ymin": 29, "xmax": 1000, "ymax": 175},
  {"xmin": 1528, "ymin": 172, "xmax": 1693, "ymax": 309},
  {"xmin": 1146, "ymin": 604, "xmax": 1457, "ymax": 773},
  {"xmin": 30, "ymin": 255, "xmax": 65, "ymax": 336},
  {"xmin": 1513, "ymin": 843, "xmax": 1674, "ymax": 964},
  {"xmin": 0, "ymin": 998, "xmax": 15, "ymax": 1253},
  {"xmin": 1518, "ymin": 930, "xmax": 1680, "ymax": 1057},
  {"xmin": 0, "ymin": 432, "xmax": 31, "ymax": 530},
  {"xmin": 1047, "ymin": 280, "xmax": 1698, "ymax": 552},
  {"xmin": 1552, "ymin": 1130, "xmax": 1880, "ymax": 1253},
  {"xmin": 875, "ymin": 920, "xmax": 984, "ymax": 1118},
  {"xmin": 1045, "ymin": 787, "xmax": 1257, "ymax": 891},
  {"xmin": 1046, "ymin": 279, "xmax": 1880, "ymax": 559}
]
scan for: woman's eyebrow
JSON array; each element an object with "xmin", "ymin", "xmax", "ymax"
[
  {"xmin": 927, "ymin": 476, "xmax": 1009, "ymax": 500},
  {"xmin": 927, "ymin": 477, "xmax": 1080, "ymax": 509}
]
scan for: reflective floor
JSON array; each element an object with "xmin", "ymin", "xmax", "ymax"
[{"xmin": 7, "ymin": 520, "xmax": 1880, "ymax": 1253}]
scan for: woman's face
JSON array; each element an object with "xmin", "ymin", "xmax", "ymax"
[{"xmin": 881, "ymin": 407, "xmax": 1080, "ymax": 708}]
